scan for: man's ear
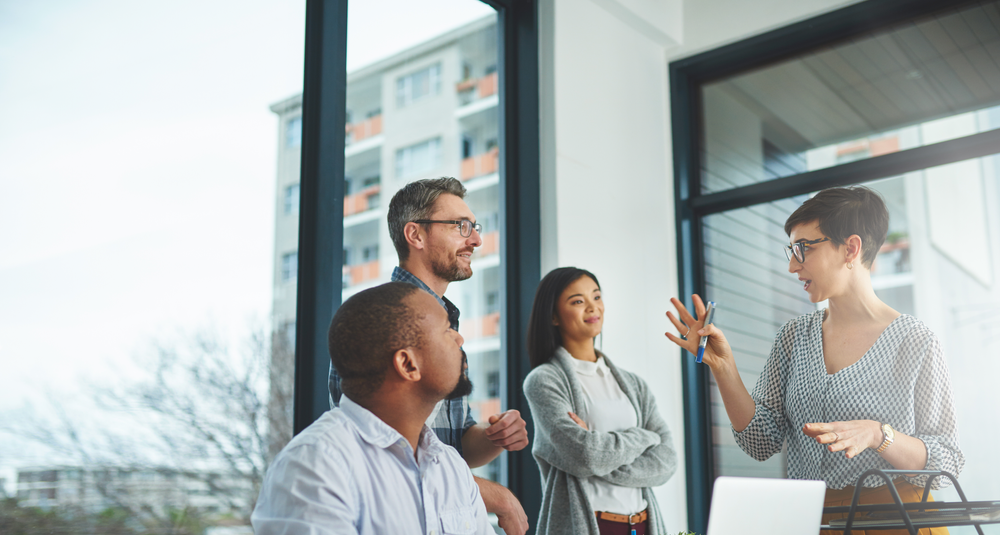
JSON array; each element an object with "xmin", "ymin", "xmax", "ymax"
[
  {"xmin": 392, "ymin": 347, "xmax": 421, "ymax": 383},
  {"xmin": 403, "ymin": 222, "xmax": 426, "ymax": 252}
]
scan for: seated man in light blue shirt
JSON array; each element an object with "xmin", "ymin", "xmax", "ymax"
[{"xmin": 252, "ymin": 282, "xmax": 493, "ymax": 535}]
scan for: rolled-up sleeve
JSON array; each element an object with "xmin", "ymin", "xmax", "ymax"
[
  {"xmin": 734, "ymin": 321, "xmax": 794, "ymax": 462},
  {"xmin": 906, "ymin": 331, "xmax": 964, "ymax": 489}
]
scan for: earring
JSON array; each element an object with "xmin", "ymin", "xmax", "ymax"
[{"xmin": 847, "ymin": 262, "xmax": 854, "ymax": 270}]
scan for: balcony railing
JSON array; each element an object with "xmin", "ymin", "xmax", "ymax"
[
  {"xmin": 460, "ymin": 147, "xmax": 499, "ymax": 181},
  {"xmin": 342, "ymin": 260, "xmax": 380, "ymax": 287},
  {"xmin": 469, "ymin": 397, "xmax": 501, "ymax": 422},
  {"xmin": 460, "ymin": 311, "xmax": 500, "ymax": 340},
  {"xmin": 345, "ymin": 114, "xmax": 382, "ymax": 146},
  {"xmin": 344, "ymin": 185, "xmax": 381, "ymax": 217},
  {"xmin": 474, "ymin": 231, "xmax": 499, "ymax": 258},
  {"xmin": 456, "ymin": 72, "xmax": 498, "ymax": 105}
]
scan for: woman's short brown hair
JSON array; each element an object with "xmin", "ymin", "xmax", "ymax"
[{"xmin": 784, "ymin": 186, "xmax": 889, "ymax": 269}]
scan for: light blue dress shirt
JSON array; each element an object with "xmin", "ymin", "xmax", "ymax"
[{"xmin": 252, "ymin": 396, "xmax": 493, "ymax": 535}]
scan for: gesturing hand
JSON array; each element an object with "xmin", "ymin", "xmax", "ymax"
[
  {"xmin": 803, "ymin": 420, "xmax": 881, "ymax": 459},
  {"xmin": 485, "ymin": 410, "xmax": 529, "ymax": 452},
  {"xmin": 664, "ymin": 294, "xmax": 734, "ymax": 370}
]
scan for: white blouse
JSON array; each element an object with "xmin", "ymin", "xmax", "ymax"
[{"xmin": 572, "ymin": 355, "xmax": 648, "ymax": 515}]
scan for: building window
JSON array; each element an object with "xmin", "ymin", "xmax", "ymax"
[
  {"xmin": 396, "ymin": 63, "xmax": 441, "ymax": 108},
  {"xmin": 286, "ymin": 116, "xmax": 302, "ymax": 148},
  {"xmin": 284, "ymin": 184, "xmax": 300, "ymax": 215},
  {"xmin": 395, "ymin": 137, "xmax": 441, "ymax": 178},
  {"xmin": 281, "ymin": 252, "xmax": 298, "ymax": 282},
  {"xmin": 462, "ymin": 135, "xmax": 474, "ymax": 159}
]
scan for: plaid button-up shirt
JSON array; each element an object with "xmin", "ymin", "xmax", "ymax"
[{"xmin": 328, "ymin": 266, "xmax": 477, "ymax": 455}]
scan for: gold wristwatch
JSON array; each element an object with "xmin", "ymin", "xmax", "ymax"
[{"xmin": 876, "ymin": 423, "xmax": 895, "ymax": 453}]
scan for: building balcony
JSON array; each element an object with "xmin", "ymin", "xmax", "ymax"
[
  {"xmin": 345, "ymin": 114, "xmax": 382, "ymax": 145},
  {"xmin": 342, "ymin": 260, "xmax": 380, "ymax": 287},
  {"xmin": 469, "ymin": 397, "xmax": 501, "ymax": 422},
  {"xmin": 456, "ymin": 73, "xmax": 498, "ymax": 105},
  {"xmin": 835, "ymin": 135, "xmax": 900, "ymax": 161},
  {"xmin": 473, "ymin": 231, "xmax": 499, "ymax": 259},
  {"xmin": 461, "ymin": 148, "xmax": 499, "ymax": 181},
  {"xmin": 460, "ymin": 311, "xmax": 500, "ymax": 340},
  {"xmin": 344, "ymin": 185, "xmax": 381, "ymax": 217}
]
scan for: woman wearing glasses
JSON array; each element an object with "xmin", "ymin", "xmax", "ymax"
[
  {"xmin": 524, "ymin": 267, "xmax": 677, "ymax": 535},
  {"xmin": 666, "ymin": 186, "xmax": 962, "ymax": 534}
]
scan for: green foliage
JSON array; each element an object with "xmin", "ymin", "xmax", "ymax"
[{"xmin": 0, "ymin": 498, "xmax": 138, "ymax": 535}]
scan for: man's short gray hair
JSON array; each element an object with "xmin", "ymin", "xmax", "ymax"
[{"xmin": 388, "ymin": 177, "xmax": 467, "ymax": 262}]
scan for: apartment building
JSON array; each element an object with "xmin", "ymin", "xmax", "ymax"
[
  {"xmin": 14, "ymin": 465, "xmax": 249, "ymax": 515},
  {"xmin": 268, "ymin": 15, "xmax": 503, "ymax": 478}
]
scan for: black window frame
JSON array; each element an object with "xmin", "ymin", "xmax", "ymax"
[
  {"xmin": 292, "ymin": 0, "xmax": 542, "ymax": 527},
  {"xmin": 670, "ymin": 0, "xmax": 1000, "ymax": 532}
]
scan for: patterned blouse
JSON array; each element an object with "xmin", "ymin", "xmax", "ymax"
[{"xmin": 733, "ymin": 310, "xmax": 964, "ymax": 489}]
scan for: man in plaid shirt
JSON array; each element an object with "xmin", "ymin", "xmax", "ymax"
[{"xmin": 329, "ymin": 177, "xmax": 529, "ymax": 535}]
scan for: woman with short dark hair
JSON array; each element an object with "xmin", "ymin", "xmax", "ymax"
[
  {"xmin": 666, "ymin": 186, "xmax": 963, "ymax": 534},
  {"xmin": 524, "ymin": 267, "xmax": 677, "ymax": 535}
]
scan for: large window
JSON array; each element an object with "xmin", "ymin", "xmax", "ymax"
[
  {"xmin": 673, "ymin": 1, "xmax": 1000, "ymax": 532},
  {"xmin": 0, "ymin": 1, "xmax": 305, "ymax": 532},
  {"xmin": 282, "ymin": 0, "xmax": 541, "ymax": 527}
]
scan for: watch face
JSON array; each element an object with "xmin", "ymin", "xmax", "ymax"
[{"xmin": 883, "ymin": 424, "xmax": 895, "ymax": 441}]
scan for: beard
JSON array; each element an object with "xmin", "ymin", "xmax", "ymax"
[
  {"xmin": 431, "ymin": 251, "xmax": 473, "ymax": 282},
  {"xmin": 445, "ymin": 351, "xmax": 474, "ymax": 400}
]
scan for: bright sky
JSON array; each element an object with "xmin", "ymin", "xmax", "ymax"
[{"xmin": 0, "ymin": 0, "xmax": 494, "ymax": 480}]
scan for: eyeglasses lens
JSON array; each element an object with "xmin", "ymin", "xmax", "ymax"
[{"xmin": 784, "ymin": 244, "xmax": 805, "ymax": 262}]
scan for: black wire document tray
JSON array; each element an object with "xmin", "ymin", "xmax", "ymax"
[{"xmin": 820, "ymin": 469, "xmax": 1000, "ymax": 535}]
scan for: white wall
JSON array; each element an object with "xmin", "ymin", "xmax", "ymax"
[{"xmin": 538, "ymin": 0, "xmax": 860, "ymax": 530}]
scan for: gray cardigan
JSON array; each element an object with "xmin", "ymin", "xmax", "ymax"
[{"xmin": 522, "ymin": 347, "xmax": 677, "ymax": 535}]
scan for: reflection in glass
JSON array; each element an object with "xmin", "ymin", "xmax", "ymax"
[
  {"xmin": 701, "ymin": 0, "xmax": 1000, "ymax": 193},
  {"xmin": 702, "ymin": 155, "xmax": 1000, "ymax": 504}
]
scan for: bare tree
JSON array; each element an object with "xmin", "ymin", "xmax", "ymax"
[{"xmin": 0, "ymin": 322, "xmax": 294, "ymax": 534}]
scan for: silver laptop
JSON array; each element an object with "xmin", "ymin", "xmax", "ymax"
[{"xmin": 706, "ymin": 476, "xmax": 827, "ymax": 535}]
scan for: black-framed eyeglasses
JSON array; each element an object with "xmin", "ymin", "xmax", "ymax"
[
  {"xmin": 784, "ymin": 237, "xmax": 830, "ymax": 263},
  {"xmin": 412, "ymin": 219, "xmax": 483, "ymax": 238}
]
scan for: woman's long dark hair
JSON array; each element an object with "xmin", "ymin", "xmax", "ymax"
[{"xmin": 526, "ymin": 267, "xmax": 601, "ymax": 368}]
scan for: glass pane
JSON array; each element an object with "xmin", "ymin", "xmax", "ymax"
[
  {"xmin": 702, "ymin": 159, "xmax": 1000, "ymax": 511},
  {"xmin": 702, "ymin": 196, "xmax": 815, "ymax": 478},
  {"xmin": 0, "ymin": 1, "xmax": 305, "ymax": 531},
  {"xmin": 269, "ymin": 0, "xmax": 504, "ymax": 485},
  {"xmin": 700, "ymin": 0, "xmax": 1000, "ymax": 193}
]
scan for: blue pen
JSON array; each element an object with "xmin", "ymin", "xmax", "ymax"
[{"xmin": 696, "ymin": 302, "xmax": 716, "ymax": 363}]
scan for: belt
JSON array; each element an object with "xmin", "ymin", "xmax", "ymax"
[{"xmin": 595, "ymin": 509, "xmax": 648, "ymax": 525}]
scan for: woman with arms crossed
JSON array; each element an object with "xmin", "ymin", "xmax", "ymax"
[
  {"xmin": 524, "ymin": 268, "xmax": 677, "ymax": 535},
  {"xmin": 666, "ymin": 186, "xmax": 963, "ymax": 534}
]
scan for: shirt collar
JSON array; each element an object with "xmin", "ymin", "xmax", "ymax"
[
  {"xmin": 340, "ymin": 395, "xmax": 447, "ymax": 459},
  {"xmin": 563, "ymin": 347, "xmax": 610, "ymax": 376},
  {"xmin": 392, "ymin": 266, "xmax": 446, "ymax": 308},
  {"xmin": 391, "ymin": 266, "xmax": 460, "ymax": 329}
]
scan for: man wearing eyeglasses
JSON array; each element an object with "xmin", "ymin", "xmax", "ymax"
[{"xmin": 329, "ymin": 177, "xmax": 530, "ymax": 535}]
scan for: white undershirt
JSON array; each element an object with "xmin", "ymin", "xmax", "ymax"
[{"xmin": 571, "ymin": 354, "xmax": 647, "ymax": 515}]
